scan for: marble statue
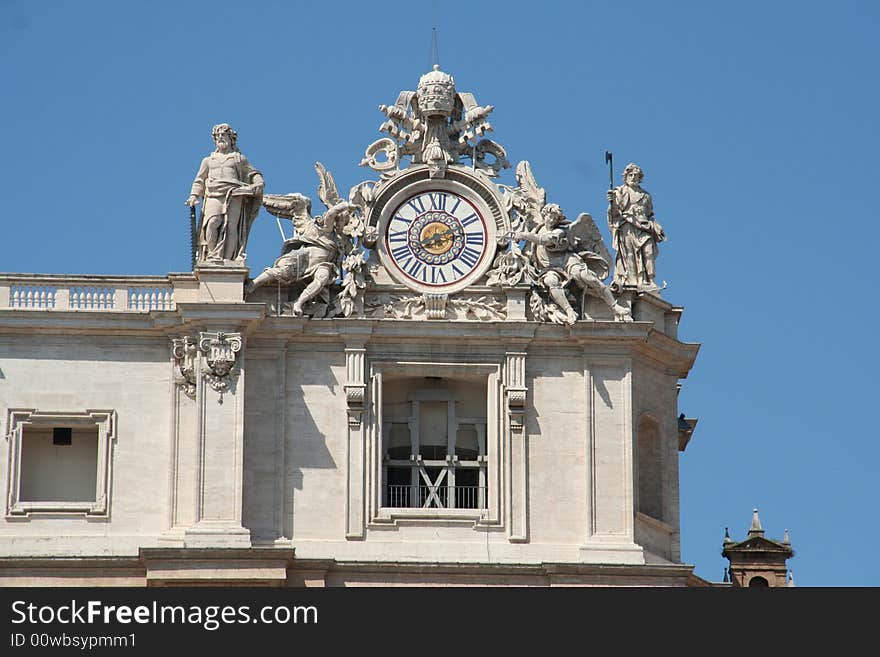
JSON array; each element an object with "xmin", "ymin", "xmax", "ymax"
[
  {"xmin": 185, "ymin": 123, "xmax": 264, "ymax": 264},
  {"xmin": 607, "ymin": 163, "xmax": 665, "ymax": 291},
  {"xmin": 246, "ymin": 163, "xmax": 362, "ymax": 317},
  {"xmin": 500, "ymin": 161, "xmax": 631, "ymax": 324}
]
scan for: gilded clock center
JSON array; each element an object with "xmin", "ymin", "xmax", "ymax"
[
  {"xmin": 419, "ymin": 221, "xmax": 455, "ymax": 255},
  {"xmin": 406, "ymin": 211, "xmax": 465, "ymax": 265}
]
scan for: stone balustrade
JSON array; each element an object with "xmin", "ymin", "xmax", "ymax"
[{"xmin": 0, "ymin": 274, "xmax": 176, "ymax": 312}]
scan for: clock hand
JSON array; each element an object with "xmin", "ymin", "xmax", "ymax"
[{"xmin": 420, "ymin": 227, "xmax": 454, "ymax": 247}]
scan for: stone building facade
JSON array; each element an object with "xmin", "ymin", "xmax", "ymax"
[{"xmin": 0, "ymin": 66, "xmax": 712, "ymax": 587}]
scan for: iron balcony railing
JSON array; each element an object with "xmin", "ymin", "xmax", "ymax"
[{"xmin": 385, "ymin": 484, "xmax": 486, "ymax": 509}]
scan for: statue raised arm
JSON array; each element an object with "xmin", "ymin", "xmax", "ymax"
[
  {"xmin": 515, "ymin": 204, "xmax": 631, "ymax": 324},
  {"xmin": 245, "ymin": 163, "xmax": 358, "ymax": 316}
]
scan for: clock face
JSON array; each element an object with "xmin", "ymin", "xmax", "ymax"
[{"xmin": 379, "ymin": 185, "xmax": 494, "ymax": 293}]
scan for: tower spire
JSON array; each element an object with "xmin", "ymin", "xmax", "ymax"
[
  {"xmin": 748, "ymin": 507, "xmax": 764, "ymax": 536},
  {"xmin": 431, "ymin": 26, "xmax": 440, "ymax": 69}
]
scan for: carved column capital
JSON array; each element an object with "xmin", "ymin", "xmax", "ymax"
[
  {"xmin": 198, "ymin": 331, "xmax": 243, "ymax": 403},
  {"xmin": 171, "ymin": 335, "xmax": 198, "ymax": 399}
]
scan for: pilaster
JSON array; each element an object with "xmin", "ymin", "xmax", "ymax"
[
  {"xmin": 344, "ymin": 345, "xmax": 367, "ymax": 539},
  {"xmin": 183, "ymin": 330, "xmax": 251, "ymax": 548},
  {"xmin": 579, "ymin": 352, "xmax": 644, "ymax": 564},
  {"xmin": 505, "ymin": 350, "xmax": 528, "ymax": 543}
]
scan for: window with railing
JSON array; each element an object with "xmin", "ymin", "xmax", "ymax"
[{"xmin": 381, "ymin": 378, "xmax": 487, "ymax": 510}]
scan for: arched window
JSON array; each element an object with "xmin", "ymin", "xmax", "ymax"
[{"xmin": 748, "ymin": 576, "xmax": 769, "ymax": 587}]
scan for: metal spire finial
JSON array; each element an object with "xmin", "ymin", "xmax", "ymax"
[{"xmin": 431, "ymin": 26, "xmax": 440, "ymax": 69}]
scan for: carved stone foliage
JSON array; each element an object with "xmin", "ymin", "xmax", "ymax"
[
  {"xmin": 528, "ymin": 290, "xmax": 575, "ymax": 325},
  {"xmin": 198, "ymin": 331, "xmax": 242, "ymax": 403},
  {"xmin": 171, "ymin": 336, "xmax": 198, "ymax": 399},
  {"xmin": 365, "ymin": 293, "xmax": 506, "ymax": 321},
  {"xmin": 485, "ymin": 245, "xmax": 539, "ymax": 288}
]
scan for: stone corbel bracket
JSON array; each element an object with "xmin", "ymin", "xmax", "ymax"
[
  {"xmin": 171, "ymin": 336, "xmax": 198, "ymax": 400},
  {"xmin": 504, "ymin": 352, "xmax": 527, "ymax": 433},
  {"xmin": 198, "ymin": 331, "xmax": 243, "ymax": 404},
  {"xmin": 423, "ymin": 293, "xmax": 447, "ymax": 320},
  {"xmin": 344, "ymin": 348, "xmax": 367, "ymax": 428}
]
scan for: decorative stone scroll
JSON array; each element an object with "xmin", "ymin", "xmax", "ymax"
[
  {"xmin": 198, "ymin": 331, "xmax": 242, "ymax": 403},
  {"xmin": 344, "ymin": 348, "xmax": 367, "ymax": 429},
  {"xmin": 171, "ymin": 336, "xmax": 198, "ymax": 399}
]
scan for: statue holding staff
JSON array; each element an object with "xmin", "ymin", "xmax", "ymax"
[
  {"xmin": 606, "ymin": 162, "xmax": 665, "ymax": 291},
  {"xmin": 185, "ymin": 123, "xmax": 264, "ymax": 264}
]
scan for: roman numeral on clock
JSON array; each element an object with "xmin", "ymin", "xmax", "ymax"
[
  {"xmin": 460, "ymin": 213, "xmax": 479, "ymax": 228},
  {"xmin": 428, "ymin": 193, "xmax": 448, "ymax": 210},
  {"xmin": 459, "ymin": 246, "xmax": 480, "ymax": 268},
  {"xmin": 405, "ymin": 259, "xmax": 425, "ymax": 279},
  {"xmin": 465, "ymin": 232, "xmax": 484, "ymax": 245},
  {"xmin": 406, "ymin": 196, "xmax": 425, "ymax": 214},
  {"xmin": 391, "ymin": 244, "xmax": 412, "ymax": 260}
]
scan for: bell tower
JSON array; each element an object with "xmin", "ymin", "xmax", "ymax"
[{"xmin": 722, "ymin": 509, "xmax": 795, "ymax": 587}]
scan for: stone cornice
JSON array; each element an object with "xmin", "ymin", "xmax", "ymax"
[
  {"xmin": 0, "ymin": 309, "xmax": 173, "ymax": 335},
  {"xmin": 0, "ymin": 309, "xmax": 699, "ymax": 378}
]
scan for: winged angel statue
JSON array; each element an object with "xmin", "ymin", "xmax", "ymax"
[
  {"xmin": 245, "ymin": 163, "xmax": 373, "ymax": 318},
  {"xmin": 490, "ymin": 162, "xmax": 632, "ymax": 324}
]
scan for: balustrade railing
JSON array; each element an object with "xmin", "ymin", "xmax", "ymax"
[
  {"xmin": 1, "ymin": 276, "xmax": 175, "ymax": 312},
  {"xmin": 9, "ymin": 284, "xmax": 57, "ymax": 309},
  {"xmin": 69, "ymin": 286, "xmax": 115, "ymax": 310},
  {"xmin": 127, "ymin": 287, "xmax": 174, "ymax": 311}
]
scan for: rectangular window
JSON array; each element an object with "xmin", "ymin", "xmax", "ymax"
[
  {"xmin": 20, "ymin": 426, "xmax": 98, "ymax": 502},
  {"xmin": 381, "ymin": 380, "xmax": 488, "ymax": 510},
  {"xmin": 367, "ymin": 362, "xmax": 502, "ymax": 527},
  {"xmin": 4, "ymin": 409, "xmax": 116, "ymax": 517}
]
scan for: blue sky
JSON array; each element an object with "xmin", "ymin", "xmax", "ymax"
[{"xmin": 2, "ymin": 0, "xmax": 878, "ymax": 586}]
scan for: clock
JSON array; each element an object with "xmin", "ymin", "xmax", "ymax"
[{"xmin": 375, "ymin": 175, "xmax": 499, "ymax": 294}]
